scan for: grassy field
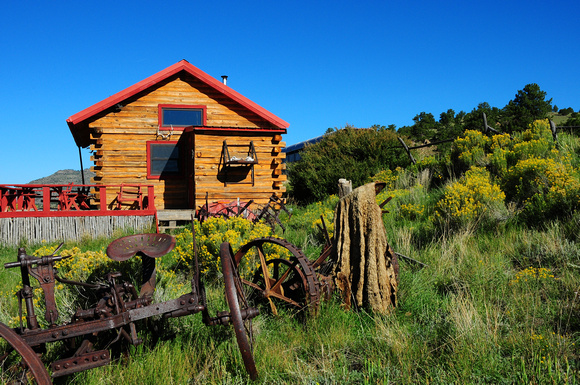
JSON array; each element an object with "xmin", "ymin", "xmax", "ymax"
[{"xmin": 1, "ymin": 209, "xmax": 579, "ymax": 384}]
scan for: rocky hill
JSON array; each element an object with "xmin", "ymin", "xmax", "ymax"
[{"xmin": 29, "ymin": 169, "xmax": 95, "ymax": 184}]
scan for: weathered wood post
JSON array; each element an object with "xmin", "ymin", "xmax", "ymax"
[
  {"xmin": 338, "ymin": 178, "xmax": 352, "ymax": 198},
  {"xmin": 398, "ymin": 137, "xmax": 416, "ymax": 164},
  {"xmin": 331, "ymin": 182, "xmax": 398, "ymax": 314}
]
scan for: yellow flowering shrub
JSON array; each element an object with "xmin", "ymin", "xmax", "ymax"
[
  {"xmin": 163, "ymin": 217, "xmax": 273, "ymax": 279},
  {"xmin": 449, "ymin": 119, "xmax": 579, "ymax": 224},
  {"xmin": 451, "ymin": 130, "xmax": 491, "ymax": 171},
  {"xmin": 503, "ymin": 155, "xmax": 580, "ymax": 221},
  {"xmin": 435, "ymin": 166, "xmax": 506, "ymax": 229},
  {"xmin": 371, "ymin": 166, "xmax": 433, "ymax": 226},
  {"xmin": 488, "ymin": 133, "xmax": 512, "ymax": 176},
  {"xmin": 0, "ymin": 245, "xmax": 125, "ymax": 328},
  {"xmin": 400, "ymin": 203, "xmax": 426, "ymax": 220},
  {"xmin": 368, "ymin": 168, "xmax": 399, "ymax": 190}
]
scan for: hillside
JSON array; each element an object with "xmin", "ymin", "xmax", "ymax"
[{"xmin": 28, "ymin": 169, "xmax": 95, "ymax": 184}]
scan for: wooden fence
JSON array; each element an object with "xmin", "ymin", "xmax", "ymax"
[{"xmin": 1, "ymin": 215, "xmax": 156, "ymax": 246}]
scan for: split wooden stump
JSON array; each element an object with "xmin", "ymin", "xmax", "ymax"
[{"xmin": 331, "ymin": 182, "xmax": 398, "ymax": 314}]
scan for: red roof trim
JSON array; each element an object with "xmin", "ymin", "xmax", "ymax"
[{"xmin": 66, "ymin": 60, "xmax": 289, "ymax": 129}]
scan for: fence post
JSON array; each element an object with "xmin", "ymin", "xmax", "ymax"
[
  {"xmin": 43, "ymin": 187, "xmax": 51, "ymax": 212},
  {"xmin": 398, "ymin": 137, "xmax": 416, "ymax": 164},
  {"xmin": 549, "ymin": 119, "xmax": 558, "ymax": 141},
  {"xmin": 99, "ymin": 186, "xmax": 108, "ymax": 212},
  {"xmin": 147, "ymin": 186, "xmax": 155, "ymax": 209}
]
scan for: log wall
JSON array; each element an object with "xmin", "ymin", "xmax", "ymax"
[
  {"xmin": 194, "ymin": 131, "xmax": 286, "ymax": 205},
  {"xmin": 87, "ymin": 73, "xmax": 286, "ymax": 209}
]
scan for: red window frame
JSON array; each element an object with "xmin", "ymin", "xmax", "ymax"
[
  {"xmin": 146, "ymin": 140, "xmax": 183, "ymax": 180},
  {"xmin": 158, "ymin": 104, "xmax": 206, "ymax": 131}
]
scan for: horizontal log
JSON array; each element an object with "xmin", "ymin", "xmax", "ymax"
[
  {"xmin": 93, "ymin": 135, "xmax": 283, "ymax": 146},
  {"xmin": 193, "ymin": 154, "xmax": 286, "ymax": 163},
  {"xmin": 193, "ymin": 197, "xmax": 277, "ymax": 206},
  {"xmin": 92, "ymin": 159, "xmax": 284, "ymax": 171},
  {"xmin": 194, "ymin": 192, "xmax": 283, "ymax": 200},
  {"xmin": 94, "ymin": 160, "xmax": 146, "ymax": 167},
  {"xmin": 195, "ymin": 136, "xmax": 281, "ymax": 144},
  {"xmin": 194, "ymin": 142, "xmax": 286, "ymax": 150},
  {"xmin": 193, "ymin": 158, "xmax": 285, "ymax": 166},
  {"xmin": 93, "ymin": 142, "xmax": 282, "ymax": 152},
  {"xmin": 91, "ymin": 154, "xmax": 143, "ymax": 161},
  {"xmin": 94, "ymin": 128, "xmax": 158, "ymax": 135},
  {"xmin": 193, "ymin": 181, "xmax": 286, "ymax": 191}
]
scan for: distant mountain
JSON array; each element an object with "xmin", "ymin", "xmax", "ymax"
[{"xmin": 29, "ymin": 169, "xmax": 95, "ymax": 184}]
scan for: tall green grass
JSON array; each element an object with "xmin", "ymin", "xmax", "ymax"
[{"xmin": 2, "ymin": 216, "xmax": 578, "ymax": 384}]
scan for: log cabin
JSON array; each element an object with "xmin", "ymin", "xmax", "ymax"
[{"xmin": 67, "ymin": 60, "xmax": 289, "ymax": 211}]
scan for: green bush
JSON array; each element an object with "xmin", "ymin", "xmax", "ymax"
[{"xmin": 287, "ymin": 126, "xmax": 408, "ymax": 204}]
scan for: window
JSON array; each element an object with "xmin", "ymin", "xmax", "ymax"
[
  {"xmin": 159, "ymin": 105, "xmax": 205, "ymax": 129},
  {"xmin": 147, "ymin": 141, "xmax": 181, "ymax": 178}
]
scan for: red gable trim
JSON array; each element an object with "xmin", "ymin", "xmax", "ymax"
[{"xmin": 66, "ymin": 60, "xmax": 289, "ymax": 129}]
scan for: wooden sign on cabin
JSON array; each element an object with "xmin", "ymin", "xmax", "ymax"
[{"xmin": 66, "ymin": 60, "xmax": 288, "ymax": 210}]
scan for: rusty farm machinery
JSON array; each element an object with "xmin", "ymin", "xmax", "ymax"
[
  {"xmin": 0, "ymin": 231, "xmax": 261, "ymax": 383},
  {"xmin": 0, "ymin": 221, "xmax": 335, "ymax": 383}
]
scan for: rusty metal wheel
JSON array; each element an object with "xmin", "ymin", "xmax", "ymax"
[
  {"xmin": 0, "ymin": 322, "xmax": 51, "ymax": 385},
  {"xmin": 220, "ymin": 242, "xmax": 258, "ymax": 381},
  {"xmin": 233, "ymin": 237, "xmax": 320, "ymax": 316}
]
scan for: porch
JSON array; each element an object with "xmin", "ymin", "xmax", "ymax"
[{"xmin": 0, "ymin": 183, "xmax": 157, "ymax": 246}]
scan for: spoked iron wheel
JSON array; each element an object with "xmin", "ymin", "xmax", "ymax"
[
  {"xmin": 0, "ymin": 322, "xmax": 51, "ymax": 385},
  {"xmin": 220, "ymin": 242, "xmax": 259, "ymax": 381},
  {"xmin": 233, "ymin": 237, "xmax": 320, "ymax": 316}
]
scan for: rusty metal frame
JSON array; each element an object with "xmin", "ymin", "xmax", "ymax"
[{"xmin": 1, "ymin": 229, "xmax": 260, "ymax": 383}]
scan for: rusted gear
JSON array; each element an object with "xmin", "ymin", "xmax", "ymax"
[
  {"xmin": 233, "ymin": 237, "xmax": 320, "ymax": 315},
  {"xmin": 0, "ymin": 322, "xmax": 51, "ymax": 385}
]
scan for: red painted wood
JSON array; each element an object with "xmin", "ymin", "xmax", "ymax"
[
  {"xmin": 146, "ymin": 140, "xmax": 181, "ymax": 180},
  {"xmin": 0, "ymin": 184, "xmax": 156, "ymax": 219},
  {"xmin": 43, "ymin": 187, "xmax": 51, "ymax": 213},
  {"xmin": 157, "ymin": 104, "xmax": 207, "ymax": 130}
]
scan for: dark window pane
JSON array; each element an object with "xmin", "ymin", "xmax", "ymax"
[
  {"xmin": 151, "ymin": 144, "xmax": 179, "ymax": 160},
  {"xmin": 162, "ymin": 108, "xmax": 202, "ymax": 127},
  {"xmin": 151, "ymin": 159, "xmax": 179, "ymax": 174},
  {"xmin": 150, "ymin": 143, "xmax": 180, "ymax": 176}
]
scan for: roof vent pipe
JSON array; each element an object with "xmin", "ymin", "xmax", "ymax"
[{"xmin": 221, "ymin": 75, "xmax": 228, "ymax": 85}]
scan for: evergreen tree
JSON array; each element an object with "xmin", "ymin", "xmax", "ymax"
[{"xmin": 503, "ymin": 83, "xmax": 552, "ymax": 132}]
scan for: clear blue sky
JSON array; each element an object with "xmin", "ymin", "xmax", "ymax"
[{"xmin": 1, "ymin": 0, "xmax": 578, "ymax": 183}]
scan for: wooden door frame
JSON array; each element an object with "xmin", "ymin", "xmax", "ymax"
[{"xmin": 184, "ymin": 127, "xmax": 196, "ymax": 209}]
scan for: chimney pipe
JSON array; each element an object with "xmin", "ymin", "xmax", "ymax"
[{"xmin": 221, "ymin": 75, "xmax": 228, "ymax": 85}]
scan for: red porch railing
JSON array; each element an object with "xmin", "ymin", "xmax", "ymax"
[{"xmin": 0, "ymin": 184, "xmax": 156, "ymax": 218}]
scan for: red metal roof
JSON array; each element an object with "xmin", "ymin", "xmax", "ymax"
[{"xmin": 67, "ymin": 60, "xmax": 289, "ymax": 147}]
